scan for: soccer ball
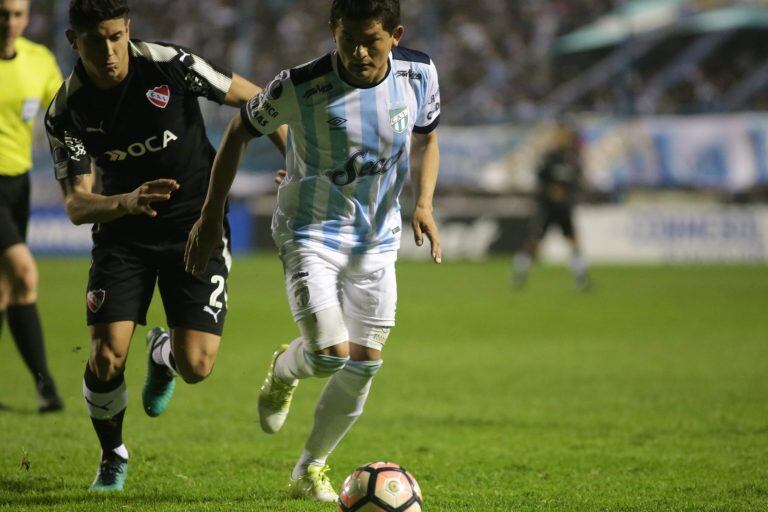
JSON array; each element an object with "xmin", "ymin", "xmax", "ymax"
[{"xmin": 338, "ymin": 461, "xmax": 423, "ymax": 512}]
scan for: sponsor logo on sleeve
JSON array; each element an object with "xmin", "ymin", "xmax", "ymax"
[
  {"xmin": 246, "ymin": 95, "xmax": 280, "ymax": 128},
  {"xmin": 64, "ymin": 132, "xmax": 87, "ymax": 162},
  {"xmin": 146, "ymin": 85, "xmax": 171, "ymax": 109}
]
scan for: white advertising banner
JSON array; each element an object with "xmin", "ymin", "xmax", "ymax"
[{"xmin": 541, "ymin": 205, "xmax": 768, "ymax": 263}]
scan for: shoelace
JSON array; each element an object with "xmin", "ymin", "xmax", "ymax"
[
  {"xmin": 265, "ymin": 377, "xmax": 294, "ymax": 407},
  {"xmin": 312, "ymin": 466, "xmax": 334, "ymax": 490},
  {"xmin": 98, "ymin": 457, "xmax": 124, "ymax": 484}
]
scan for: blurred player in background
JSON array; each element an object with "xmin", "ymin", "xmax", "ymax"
[
  {"xmin": 0, "ymin": 0, "xmax": 64, "ymax": 412},
  {"xmin": 45, "ymin": 0, "xmax": 284, "ymax": 492},
  {"xmin": 185, "ymin": 0, "xmax": 441, "ymax": 502},
  {"xmin": 512, "ymin": 120, "xmax": 590, "ymax": 290}
]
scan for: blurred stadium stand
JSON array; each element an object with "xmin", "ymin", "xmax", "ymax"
[{"xmin": 21, "ymin": 0, "xmax": 768, "ymax": 262}]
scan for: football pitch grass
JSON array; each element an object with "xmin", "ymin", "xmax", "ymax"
[{"xmin": 0, "ymin": 256, "xmax": 766, "ymax": 511}]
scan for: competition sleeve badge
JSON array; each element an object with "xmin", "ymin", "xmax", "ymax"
[
  {"xmin": 87, "ymin": 290, "xmax": 106, "ymax": 313},
  {"xmin": 146, "ymin": 85, "xmax": 171, "ymax": 109}
]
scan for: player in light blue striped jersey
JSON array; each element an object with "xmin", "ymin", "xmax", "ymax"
[{"xmin": 185, "ymin": 0, "xmax": 441, "ymax": 501}]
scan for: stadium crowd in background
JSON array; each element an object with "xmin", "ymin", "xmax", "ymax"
[{"xmin": 23, "ymin": 1, "xmax": 768, "ymax": 123}]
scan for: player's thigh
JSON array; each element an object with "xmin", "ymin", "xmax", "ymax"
[
  {"xmin": 527, "ymin": 203, "xmax": 551, "ymax": 241},
  {"xmin": 170, "ymin": 327, "xmax": 221, "ymax": 379},
  {"xmin": 0, "ymin": 204, "xmax": 23, "ymax": 254},
  {"xmin": 157, "ymin": 238, "xmax": 230, "ymax": 336},
  {"xmin": 557, "ymin": 207, "xmax": 576, "ymax": 238},
  {"xmin": 342, "ymin": 262, "xmax": 397, "ymax": 327},
  {"xmin": 0, "ymin": 243, "xmax": 37, "ymax": 284},
  {"xmin": 87, "ymin": 239, "xmax": 157, "ymax": 327},
  {"xmin": 345, "ymin": 315, "xmax": 389, "ymax": 360},
  {"xmin": 296, "ymin": 305, "xmax": 349, "ymax": 351},
  {"xmin": 281, "ymin": 243, "xmax": 344, "ymax": 324}
]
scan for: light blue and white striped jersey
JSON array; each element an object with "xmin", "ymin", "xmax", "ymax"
[{"xmin": 241, "ymin": 47, "xmax": 440, "ymax": 254}]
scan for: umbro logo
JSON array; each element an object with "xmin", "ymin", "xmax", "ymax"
[{"xmin": 328, "ymin": 117, "xmax": 347, "ymax": 128}]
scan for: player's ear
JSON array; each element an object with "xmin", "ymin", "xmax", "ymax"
[
  {"xmin": 391, "ymin": 25, "xmax": 404, "ymax": 48},
  {"xmin": 125, "ymin": 18, "xmax": 131, "ymax": 37},
  {"xmin": 328, "ymin": 20, "xmax": 336, "ymax": 43},
  {"xmin": 65, "ymin": 29, "xmax": 78, "ymax": 51}
]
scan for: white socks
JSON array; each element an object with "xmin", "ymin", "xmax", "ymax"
[
  {"xmin": 570, "ymin": 252, "xmax": 588, "ymax": 277},
  {"xmin": 109, "ymin": 444, "xmax": 129, "ymax": 460},
  {"xmin": 151, "ymin": 331, "xmax": 176, "ymax": 373},
  {"xmin": 275, "ymin": 337, "xmax": 348, "ymax": 382},
  {"xmin": 292, "ymin": 360, "xmax": 383, "ymax": 478}
]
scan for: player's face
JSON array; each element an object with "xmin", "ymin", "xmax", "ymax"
[
  {"xmin": 332, "ymin": 17, "xmax": 403, "ymax": 87},
  {"xmin": 68, "ymin": 18, "xmax": 131, "ymax": 88},
  {"xmin": 0, "ymin": 0, "xmax": 29, "ymax": 52}
]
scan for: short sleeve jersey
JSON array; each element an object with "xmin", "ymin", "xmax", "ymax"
[
  {"xmin": 241, "ymin": 47, "xmax": 440, "ymax": 254},
  {"xmin": 0, "ymin": 37, "xmax": 62, "ymax": 175},
  {"xmin": 44, "ymin": 40, "xmax": 232, "ymax": 238}
]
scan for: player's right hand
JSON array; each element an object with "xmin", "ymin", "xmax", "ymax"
[
  {"xmin": 274, "ymin": 169, "xmax": 287, "ymax": 186},
  {"xmin": 120, "ymin": 179, "xmax": 179, "ymax": 217},
  {"xmin": 184, "ymin": 215, "xmax": 222, "ymax": 276}
]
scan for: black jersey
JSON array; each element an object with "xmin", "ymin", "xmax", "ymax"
[
  {"xmin": 45, "ymin": 40, "xmax": 233, "ymax": 239},
  {"xmin": 537, "ymin": 148, "xmax": 581, "ymax": 205}
]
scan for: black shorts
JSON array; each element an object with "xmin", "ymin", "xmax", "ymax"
[
  {"xmin": 530, "ymin": 201, "xmax": 575, "ymax": 239},
  {"xmin": 85, "ymin": 223, "xmax": 232, "ymax": 336},
  {"xmin": 0, "ymin": 173, "xmax": 30, "ymax": 252}
]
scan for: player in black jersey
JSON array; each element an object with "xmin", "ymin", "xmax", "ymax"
[
  {"xmin": 44, "ymin": 0, "xmax": 285, "ymax": 492},
  {"xmin": 512, "ymin": 121, "xmax": 590, "ymax": 290}
]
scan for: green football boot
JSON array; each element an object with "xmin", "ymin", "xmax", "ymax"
[
  {"xmin": 288, "ymin": 464, "xmax": 338, "ymax": 502},
  {"xmin": 142, "ymin": 327, "xmax": 176, "ymax": 417},
  {"xmin": 257, "ymin": 344, "xmax": 298, "ymax": 434},
  {"xmin": 89, "ymin": 452, "xmax": 128, "ymax": 492}
]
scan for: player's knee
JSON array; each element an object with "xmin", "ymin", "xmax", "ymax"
[
  {"xmin": 176, "ymin": 351, "xmax": 216, "ymax": 384},
  {"xmin": 90, "ymin": 345, "xmax": 126, "ymax": 381},
  {"xmin": 9, "ymin": 263, "xmax": 38, "ymax": 303}
]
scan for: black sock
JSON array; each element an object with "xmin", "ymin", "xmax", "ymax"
[
  {"xmin": 7, "ymin": 304, "xmax": 53, "ymax": 386},
  {"xmin": 84, "ymin": 364, "xmax": 126, "ymax": 454},
  {"xmin": 0, "ymin": 309, "xmax": 4, "ymax": 339}
]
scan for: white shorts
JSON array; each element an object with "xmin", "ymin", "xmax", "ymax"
[{"xmin": 280, "ymin": 241, "xmax": 398, "ymax": 326}]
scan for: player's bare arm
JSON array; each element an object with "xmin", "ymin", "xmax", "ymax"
[
  {"xmin": 225, "ymin": 73, "xmax": 287, "ymax": 157},
  {"xmin": 62, "ymin": 170, "xmax": 179, "ymax": 225},
  {"xmin": 410, "ymin": 130, "xmax": 441, "ymax": 264},
  {"xmin": 185, "ymin": 113, "xmax": 252, "ymax": 275}
]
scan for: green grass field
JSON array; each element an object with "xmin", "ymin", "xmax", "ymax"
[{"xmin": 0, "ymin": 256, "xmax": 766, "ymax": 511}]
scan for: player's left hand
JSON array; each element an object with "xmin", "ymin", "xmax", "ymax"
[
  {"xmin": 412, "ymin": 205, "xmax": 442, "ymax": 264},
  {"xmin": 184, "ymin": 214, "xmax": 223, "ymax": 276}
]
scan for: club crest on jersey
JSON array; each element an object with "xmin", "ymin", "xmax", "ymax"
[
  {"xmin": 389, "ymin": 106, "xmax": 409, "ymax": 134},
  {"xmin": 146, "ymin": 85, "xmax": 170, "ymax": 109},
  {"xmin": 87, "ymin": 290, "xmax": 106, "ymax": 313}
]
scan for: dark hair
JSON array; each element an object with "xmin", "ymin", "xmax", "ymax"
[
  {"xmin": 330, "ymin": 0, "xmax": 401, "ymax": 32},
  {"xmin": 69, "ymin": 0, "xmax": 129, "ymax": 32}
]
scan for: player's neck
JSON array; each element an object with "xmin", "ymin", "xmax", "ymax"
[
  {"xmin": 1, "ymin": 40, "xmax": 18, "ymax": 60},
  {"xmin": 84, "ymin": 60, "xmax": 131, "ymax": 90}
]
